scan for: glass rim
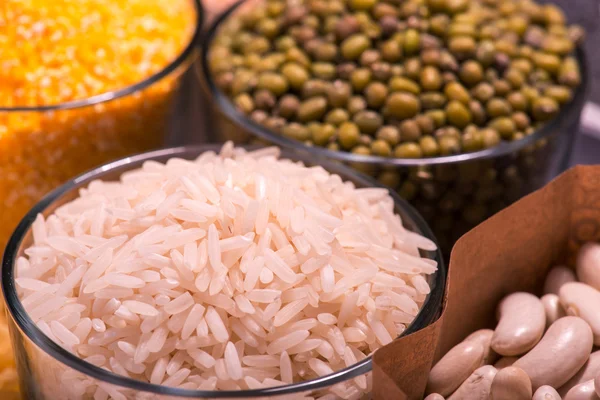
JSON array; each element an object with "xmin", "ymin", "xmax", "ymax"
[
  {"xmin": 198, "ymin": 0, "xmax": 589, "ymax": 167},
  {"xmin": 2, "ymin": 144, "xmax": 446, "ymax": 398},
  {"xmin": 0, "ymin": 0, "xmax": 204, "ymax": 113}
]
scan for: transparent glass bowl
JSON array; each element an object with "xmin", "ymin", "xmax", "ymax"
[
  {"xmin": 0, "ymin": 0, "xmax": 203, "ymax": 252},
  {"xmin": 196, "ymin": 0, "xmax": 589, "ymax": 257},
  {"xmin": 2, "ymin": 145, "xmax": 446, "ymax": 399}
]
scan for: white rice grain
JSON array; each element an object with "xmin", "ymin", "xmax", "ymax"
[
  {"xmin": 320, "ymin": 265, "xmax": 335, "ymax": 293},
  {"xmin": 219, "ymin": 233, "xmax": 255, "ymax": 252},
  {"xmin": 50, "ymin": 320, "xmax": 80, "ymax": 346},
  {"xmin": 84, "ymin": 354, "xmax": 106, "ymax": 367},
  {"xmin": 196, "ymin": 318, "xmax": 209, "ymax": 338},
  {"xmin": 273, "ymin": 299, "xmax": 309, "ymax": 327},
  {"xmin": 181, "ymin": 304, "xmax": 206, "ymax": 340},
  {"xmin": 287, "ymin": 339, "xmax": 323, "ymax": 355},
  {"xmin": 259, "ymin": 268, "xmax": 274, "ymax": 284},
  {"xmin": 189, "ymin": 348, "xmax": 216, "ymax": 369},
  {"xmin": 135, "ymin": 270, "xmax": 161, "ymax": 283},
  {"xmin": 280, "ymin": 351, "xmax": 293, "ymax": 384},
  {"xmin": 147, "ymin": 327, "xmax": 169, "ymax": 353},
  {"xmin": 32, "ymin": 214, "xmax": 48, "ymax": 245},
  {"xmin": 317, "ymin": 313, "xmax": 337, "ymax": 325},
  {"xmin": 163, "ymin": 292, "xmax": 194, "ymax": 315},
  {"xmin": 214, "ymin": 359, "xmax": 230, "ymax": 381},
  {"xmin": 167, "ymin": 310, "xmax": 188, "ymax": 333},
  {"xmin": 246, "ymin": 289, "xmax": 281, "ymax": 304},
  {"xmin": 262, "ymin": 299, "xmax": 282, "ymax": 321},
  {"xmin": 165, "ymin": 351, "xmax": 186, "ymax": 377},
  {"xmin": 224, "ymin": 341, "xmax": 243, "ymax": 380},
  {"xmin": 366, "ymin": 312, "xmax": 393, "ymax": 346},
  {"xmin": 205, "ymin": 306, "xmax": 229, "ymax": 343},
  {"xmin": 15, "ymin": 278, "xmax": 51, "ymax": 291},
  {"xmin": 162, "ymin": 367, "xmax": 190, "ymax": 387},
  {"xmin": 150, "ymin": 357, "xmax": 169, "ymax": 385},
  {"xmin": 317, "ymin": 340, "xmax": 335, "ymax": 361},
  {"xmin": 234, "ymin": 295, "xmax": 255, "ymax": 315},
  {"xmin": 411, "ymin": 275, "xmax": 431, "ymax": 295},
  {"xmin": 308, "ymin": 358, "xmax": 334, "ymax": 377},
  {"xmin": 73, "ymin": 318, "xmax": 93, "ymax": 343},
  {"xmin": 123, "ymin": 301, "xmax": 159, "ymax": 317},
  {"xmin": 103, "ymin": 273, "xmax": 145, "ymax": 289},
  {"xmin": 342, "ymin": 327, "xmax": 368, "ymax": 343},
  {"xmin": 243, "ymin": 256, "xmax": 264, "ymax": 292},
  {"xmin": 28, "ymin": 296, "xmax": 67, "ymax": 322},
  {"xmin": 263, "ymin": 249, "xmax": 296, "ymax": 284},
  {"xmin": 207, "ymin": 224, "xmax": 223, "ymax": 272},
  {"xmin": 267, "ymin": 330, "xmax": 310, "ymax": 355}
]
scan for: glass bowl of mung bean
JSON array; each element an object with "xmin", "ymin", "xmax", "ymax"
[{"xmin": 199, "ymin": 0, "xmax": 588, "ymax": 257}]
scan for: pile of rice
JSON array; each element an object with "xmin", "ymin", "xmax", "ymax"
[{"xmin": 15, "ymin": 143, "xmax": 437, "ymax": 399}]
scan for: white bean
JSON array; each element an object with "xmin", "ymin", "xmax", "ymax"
[
  {"xmin": 533, "ymin": 385, "xmax": 562, "ymax": 400},
  {"xmin": 426, "ymin": 341, "xmax": 485, "ymax": 397},
  {"xmin": 490, "ymin": 366, "xmax": 532, "ymax": 400},
  {"xmin": 564, "ymin": 380, "xmax": 599, "ymax": 400},
  {"xmin": 448, "ymin": 365, "xmax": 497, "ymax": 400},
  {"xmin": 577, "ymin": 243, "xmax": 600, "ymax": 291},
  {"xmin": 559, "ymin": 282, "xmax": 600, "ymax": 345},
  {"xmin": 514, "ymin": 316, "xmax": 593, "ymax": 391},
  {"xmin": 491, "ymin": 292, "xmax": 545, "ymax": 356},
  {"xmin": 559, "ymin": 351, "xmax": 600, "ymax": 396},
  {"xmin": 424, "ymin": 394, "xmax": 445, "ymax": 400},
  {"xmin": 464, "ymin": 329, "xmax": 497, "ymax": 366},
  {"xmin": 544, "ymin": 266, "xmax": 577, "ymax": 295},
  {"xmin": 541, "ymin": 294, "xmax": 566, "ymax": 328}
]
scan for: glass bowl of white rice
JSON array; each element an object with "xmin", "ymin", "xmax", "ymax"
[{"xmin": 2, "ymin": 143, "xmax": 445, "ymax": 399}]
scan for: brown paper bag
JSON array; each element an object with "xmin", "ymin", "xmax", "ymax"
[{"xmin": 372, "ymin": 165, "xmax": 600, "ymax": 400}]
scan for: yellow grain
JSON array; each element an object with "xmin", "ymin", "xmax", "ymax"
[{"xmin": 0, "ymin": 0, "xmax": 196, "ymax": 249}]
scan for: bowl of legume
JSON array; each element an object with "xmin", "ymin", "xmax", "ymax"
[
  {"xmin": 199, "ymin": 0, "xmax": 588, "ymax": 257},
  {"xmin": 0, "ymin": 0, "xmax": 204, "ymax": 253}
]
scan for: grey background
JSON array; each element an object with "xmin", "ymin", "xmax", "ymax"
[{"xmin": 555, "ymin": 0, "xmax": 600, "ymax": 165}]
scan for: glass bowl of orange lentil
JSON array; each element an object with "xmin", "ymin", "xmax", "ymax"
[
  {"xmin": 0, "ymin": 0, "xmax": 203, "ymax": 396},
  {"xmin": 0, "ymin": 0, "xmax": 204, "ymax": 252}
]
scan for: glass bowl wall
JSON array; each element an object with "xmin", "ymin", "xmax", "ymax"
[
  {"xmin": 2, "ymin": 145, "xmax": 446, "ymax": 399},
  {"xmin": 0, "ymin": 0, "xmax": 203, "ymax": 252},
  {"xmin": 197, "ymin": 1, "xmax": 588, "ymax": 257}
]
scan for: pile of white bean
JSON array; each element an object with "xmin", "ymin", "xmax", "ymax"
[{"xmin": 424, "ymin": 242, "xmax": 600, "ymax": 400}]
